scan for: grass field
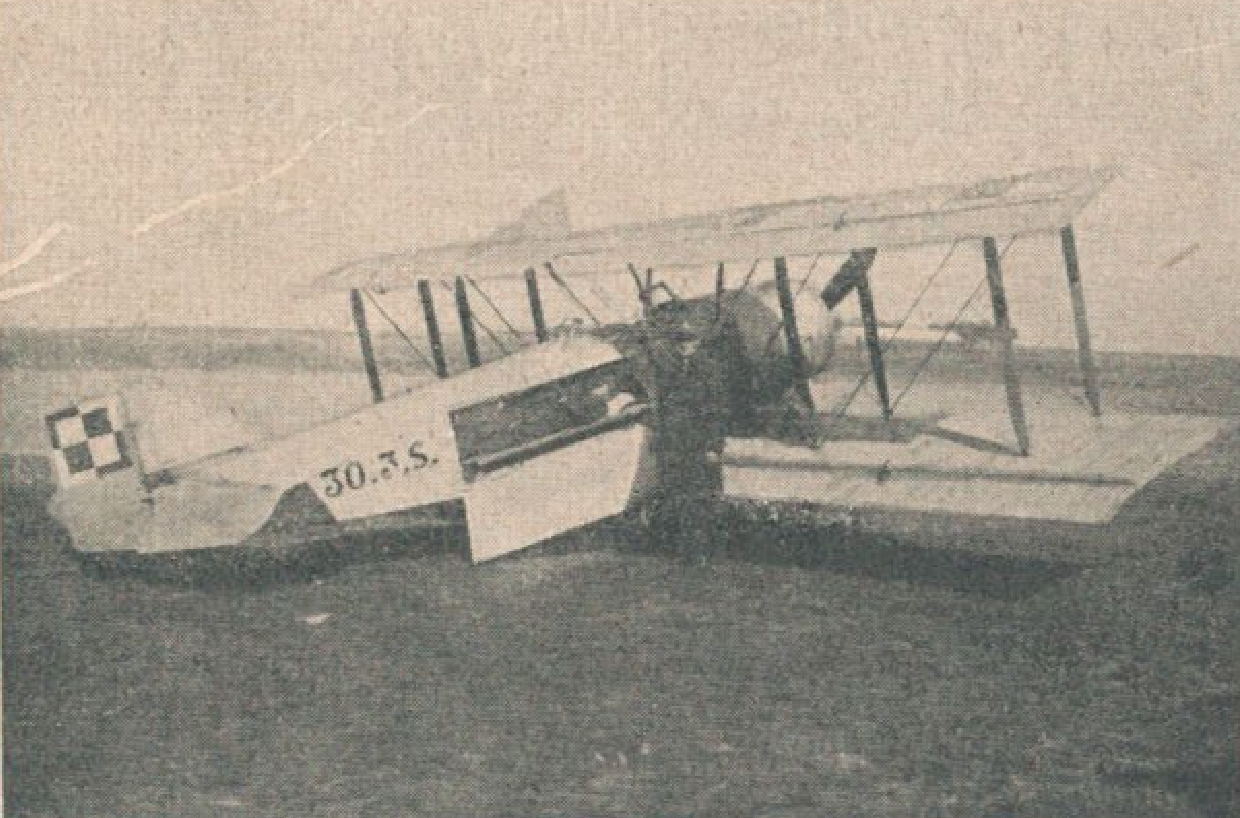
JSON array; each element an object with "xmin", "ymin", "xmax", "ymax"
[
  {"xmin": 2, "ymin": 337, "xmax": 1237, "ymax": 816},
  {"xmin": 4, "ymin": 425, "xmax": 1236, "ymax": 817}
]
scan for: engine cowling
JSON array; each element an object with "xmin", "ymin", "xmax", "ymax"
[
  {"xmin": 622, "ymin": 285, "xmax": 840, "ymax": 436},
  {"xmin": 752, "ymin": 282, "xmax": 842, "ymax": 378}
]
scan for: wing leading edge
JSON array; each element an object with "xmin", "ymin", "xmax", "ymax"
[{"xmin": 317, "ymin": 166, "xmax": 1119, "ymax": 290}]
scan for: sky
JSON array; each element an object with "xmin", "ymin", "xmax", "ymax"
[{"xmin": 0, "ymin": 1, "xmax": 1236, "ymax": 353}]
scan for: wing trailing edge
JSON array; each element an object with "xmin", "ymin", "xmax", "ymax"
[{"xmin": 315, "ymin": 166, "xmax": 1119, "ymax": 290}]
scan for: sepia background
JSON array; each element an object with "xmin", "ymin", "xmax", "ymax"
[
  {"xmin": 1, "ymin": 1, "xmax": 1236, "ymax": 351},
  {"xmin": 2, "ymin": 3, "xmax": 1236, "ymax": 818}
]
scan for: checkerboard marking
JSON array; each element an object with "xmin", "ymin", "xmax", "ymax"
[{"xmin": 46, "ymin": 397, "xmax": 133, "ymax": 486}]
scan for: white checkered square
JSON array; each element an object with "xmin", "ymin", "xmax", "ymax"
[
  {"xmin": 50, "ymin": 415, "xmax": 89, "ymax": 447},
  {"xmin": 88, "ymin": 433, "xmax": 122, "ymax": 466},
  {"xmin": 45, "ymin": 395, "xmax": 134, "ymax": 487}
]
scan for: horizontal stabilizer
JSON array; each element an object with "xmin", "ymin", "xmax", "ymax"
[
  {"xmin": 47, "ymin": 469, "xmax": 285, "ymax": 554},
  {"xmin": 123, "ymin": 386, "xmax": 265, "ymax": 471}
]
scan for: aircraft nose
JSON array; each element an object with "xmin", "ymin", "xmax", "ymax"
[
  {"xmin": 793, "ymin": 291, "xmax": 842, "ymax": 377},
  {"xmin": 732, "ymin": 284, "xmax": 842, "ymax": 381}
]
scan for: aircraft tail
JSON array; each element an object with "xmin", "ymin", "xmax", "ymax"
[
  {"xmin": 44, "ymin": 392, "xmax": 286, "ymax": 555},
  {"xmin": 45, "ymin": 395, "xmax": 145, "ymax": 489},
  {"xmin": 44, "ymin": 394, "xmax": 156, "ymax": 556},
  {"xmin": 487, "ymin": 189, "xmax": 571, "ymax": 242}
]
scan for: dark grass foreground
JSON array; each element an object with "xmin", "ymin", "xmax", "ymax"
[{"xmin": 4, "ymin": 432, "xmax": 1237, "ymax": 817}]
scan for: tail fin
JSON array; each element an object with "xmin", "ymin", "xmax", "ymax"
[
  {"xmin": 45, "ymin": 395, "xmax": 144, "ymax": 489},
  {"xmin": 44, "ymin": 391, "xmax": 286, "ymax": 556},
  {"xmin": 487, "ymin": 189, "xmax": 571, "ymax": 242}
]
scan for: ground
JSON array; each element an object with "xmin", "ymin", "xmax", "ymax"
[{"xmin": 5, "ymin": 416, "xmax": 1237, "ymax": 818}]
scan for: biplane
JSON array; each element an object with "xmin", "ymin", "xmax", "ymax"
[{"xmin": 44, "ymin": 166, "xmax": 1229, "ymax": 565}]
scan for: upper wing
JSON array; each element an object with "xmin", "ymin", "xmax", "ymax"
[{"xmin": 315, "ymin": 166, "xmax": 1119, "ymax": 290}]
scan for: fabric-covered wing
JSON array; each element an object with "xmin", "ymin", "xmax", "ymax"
[{"xmin": 316, "ymin": 166, "xmax": 1118, "ymax": 290}]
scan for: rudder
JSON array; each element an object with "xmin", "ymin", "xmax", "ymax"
[{"xmin": 45, "ymin": 395, "xmax": 143, "ymax": 489}]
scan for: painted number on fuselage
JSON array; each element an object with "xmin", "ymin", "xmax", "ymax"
[{"xmin": 319, "ymin": 441, "xmax": 437, "ymax": 497}]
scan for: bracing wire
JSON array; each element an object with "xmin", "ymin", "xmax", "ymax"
[
  {"xmin": 834, "ymin": 240, "xmax": 960, "ymax": 415},
  {"xmin": 888, "ymin": 277, "xmax": 988, "ymax": 413},
  {"xmin": 736, "ymin": 258, "xmax": 762, "ymax": 295},
  {"xmin": 438, "ymin": 279, "xmax": 511, "ymax": 355},
  {"xmin": 470, "ymin": 309, "xmax": 512, "ymax": 355},
  {"xmin": 361, "ymin": 289, "xmax": 437, "ymax": 373},
  {"xmin": 888, "ymin": 236, "xmax": 1018, "ymax": 414},
  {"xmin": 465, "ymin": 275, "xmax": 525, "ymax": 342},
  {"xmin": 544, "ymin": 262, "xmax": 602, "ymax": 326},
  {"xmin": 589, "ymin": 282, "xmax": 616, "ymax": 313}
]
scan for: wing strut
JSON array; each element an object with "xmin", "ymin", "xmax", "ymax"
[
  {"xmin": 454, "ymin": 276, "xmax": 482, "ymax": 368},
  {"xmin": 982, "ymin": 236, "xmax": 1031, "ymax": 455},
  {"xmin": 1060, "ymin": 224, "xmax": 1102, "ymax": 416},
  {"xmin": 853, "ymin": 257, "xmax": 892, "ymax": 421},
  {"xmin": 350, "ymin": 288, "xmax": 384, "ymax": 403},
  {"xmin": 417, "ymin": 279, "xmax": 450, "ymax": 378},
  {"xmin": 773, "ymin": 257, "xmax": 814, "ymax": 409},
  {"xmin": 524, "ymin": 267, "xmax": 550, "ymax": 342},
  {"xmin": 819, "ymin": 249, "xmax": 887, "ymax": 419}
]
